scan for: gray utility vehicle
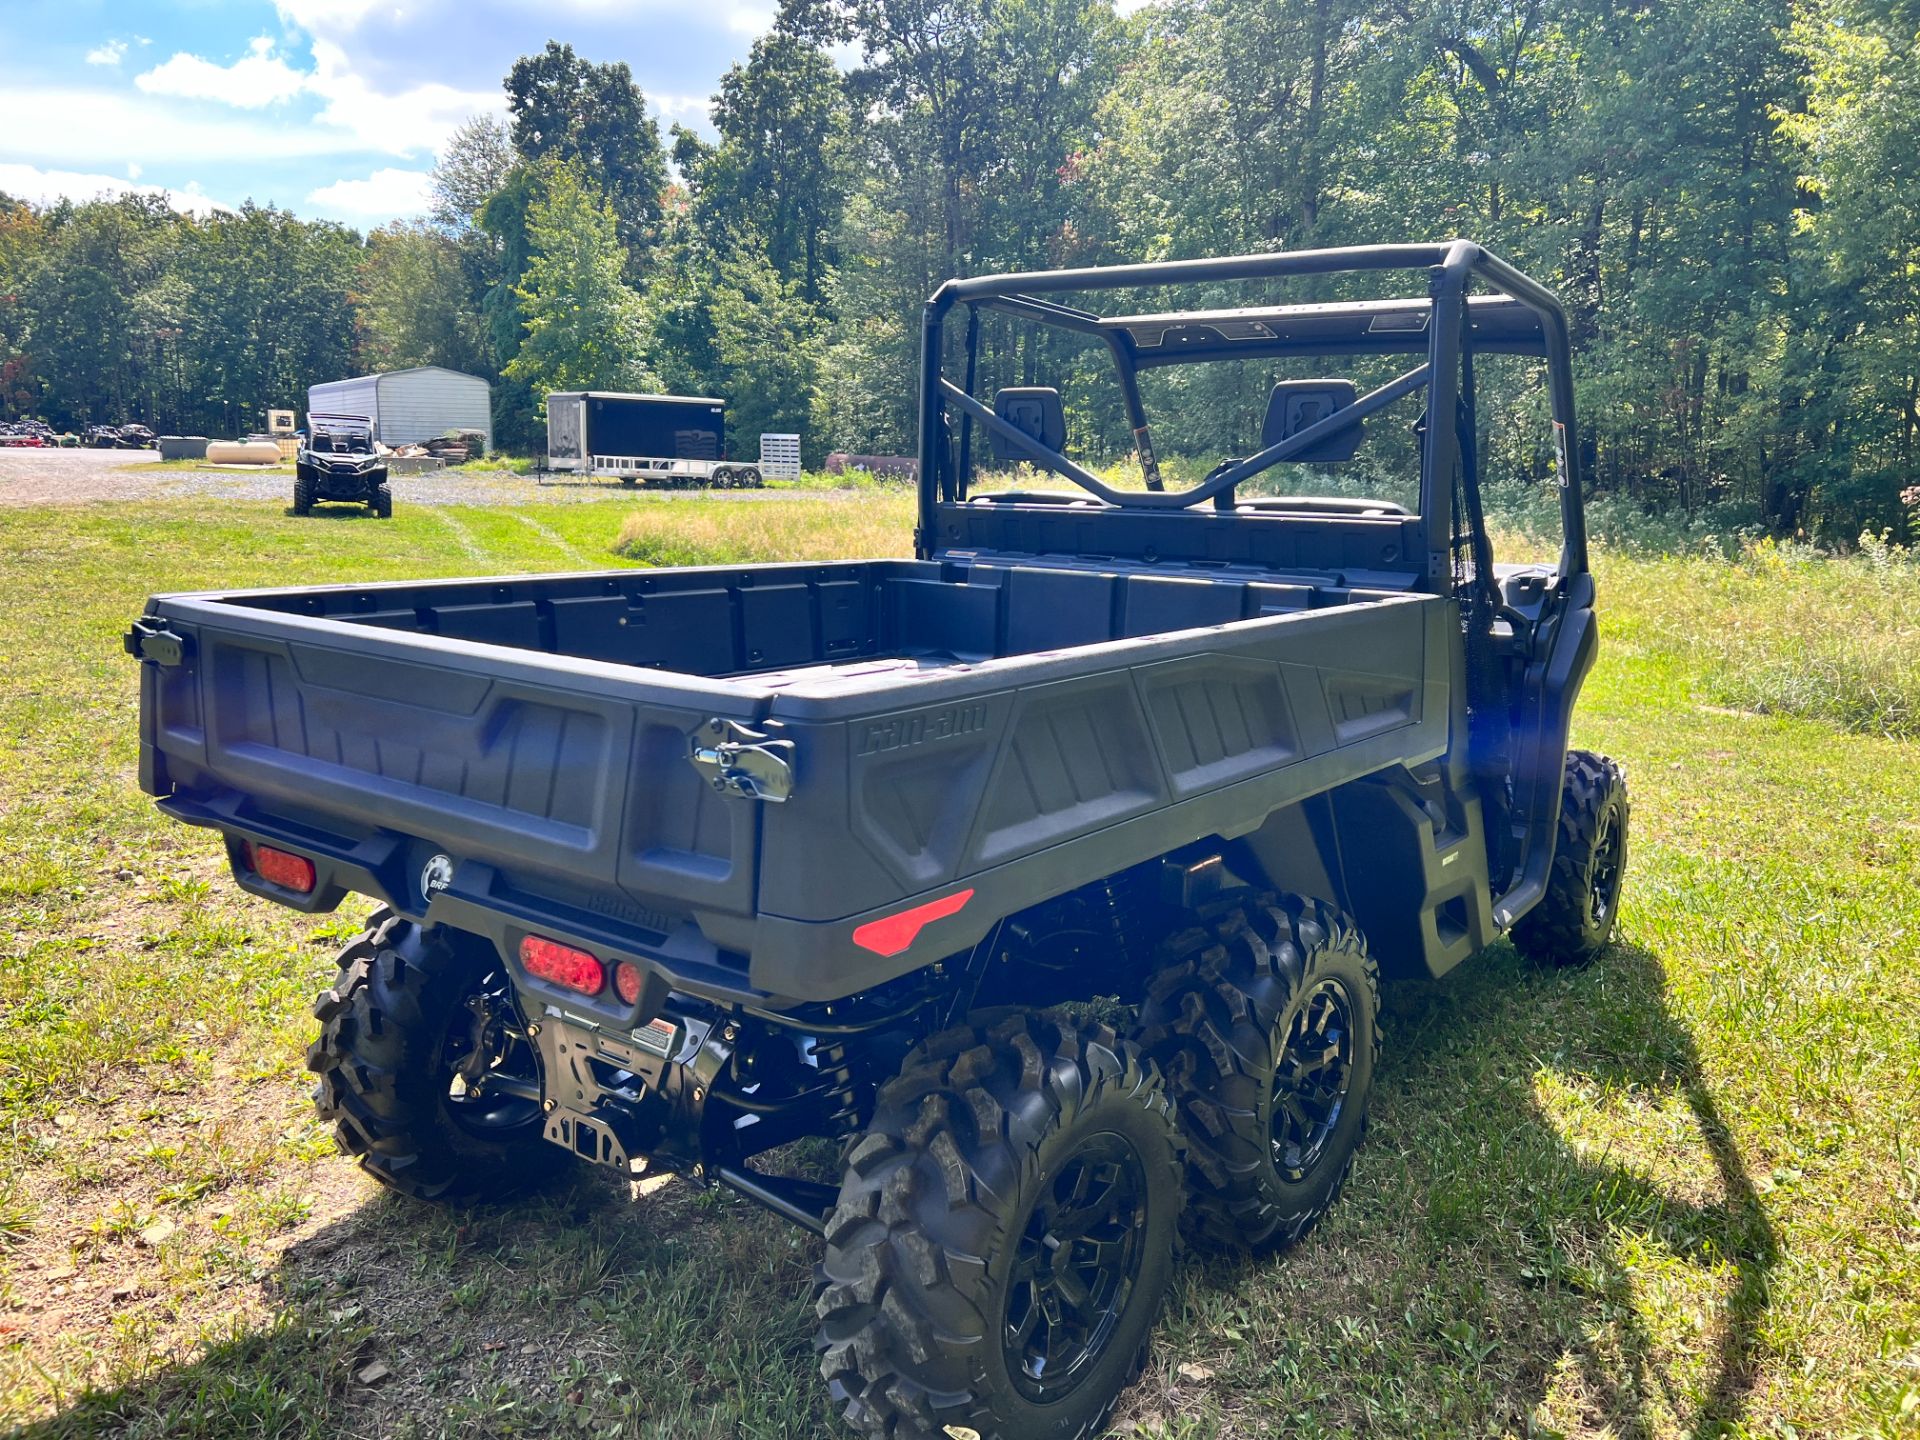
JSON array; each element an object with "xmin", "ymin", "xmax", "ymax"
[
  {"xmin": 128, "ymin": 241, "xmax": 1628, "ymax": 1440},
  {"xmin": 295, "ymin": 413, "xmax": 391, "ymax": 517}
]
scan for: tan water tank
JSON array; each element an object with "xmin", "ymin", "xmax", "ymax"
[{"xmin": 205, "ymin": 440, "xmax": 283, "ymax": 466}]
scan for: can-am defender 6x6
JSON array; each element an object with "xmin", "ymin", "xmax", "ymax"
[
  {"xmin": 128, "ymin": 240, "xmax": 1628, "ymax": 1440},
  {"xmin": 295, "ymin": 413, "xmax": 391, "ymax": 517}
]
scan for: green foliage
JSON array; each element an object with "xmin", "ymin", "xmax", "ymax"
[
  {"xmin": 172, "ymin": 205, "xmax": 361, "ymax": 437},
  {"xmin": 504, "ymin": 40, "xmax": 668, "ymax": 268},
  {"xmin": 647, "ymin": 247, "xmax": 826, "ymax": 461},
  {"xmin": 503, "ymin": 162, "xmax": 652, "ymax": 399},
  {"xmin": 3, "ymin": 9, "xmax": 1916, "ymax": 523},
  {"xmin": 352, "ymin": 222, "xmax": 488, "ymax": 375},
  {"xmin": 677, "ymin": 34, "xmax": 855, "ymax": 301}
]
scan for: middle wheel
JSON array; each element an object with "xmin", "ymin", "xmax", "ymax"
[
  {"xmin": 1136, "ymin": 892, "xmax": 1381, "ymax": 1254},
  {"xmin": 815, "ymin": 1013, "xmax": 1184, "ymax": 1440}
]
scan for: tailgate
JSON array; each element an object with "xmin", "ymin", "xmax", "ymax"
[{"xmin": 132, "ymin": 595, "xmax": 770, "ymax": 923}]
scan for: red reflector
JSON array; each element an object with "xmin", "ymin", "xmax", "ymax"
[
  {"xmin": 520, "ymin": 936, "xmax": 604, "ymax": 996},
  {"xmin": 613, "ymin": 961, "xmax": 644, "ymax": 1006},
  {"xmin": 250, "ymin": 843, "xmax": 315, "ymax": 894},
  {"xmin": 851, "ymin": 889, "xmax": 975, "ymax": 959}
]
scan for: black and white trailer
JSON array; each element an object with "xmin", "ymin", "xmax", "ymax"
[{"xmin": 545, "ymin": 392, "xmax": 763, "ymax": 487}]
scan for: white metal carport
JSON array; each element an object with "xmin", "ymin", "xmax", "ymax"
[{"xmin": 307, "ymin": 366, "xmax": 492, "ymax": 452}]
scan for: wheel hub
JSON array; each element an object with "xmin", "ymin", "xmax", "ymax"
[
  {"xmin": 441, "ymin": 970, "xmax": 543, "ymax": 1135},
  {"xmin": 1587, "ymin": 807, "xmax": 1625, "ymax": 928},
  {"xmin": 1003, "ymin": 1133, "xmax": 1149, "ymax": 1402},
  {"xmin": 1271, "ymin": 978, "xmax": 1357, "ymax": 1183}
]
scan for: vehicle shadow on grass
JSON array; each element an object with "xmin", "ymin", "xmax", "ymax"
[
  {"xmin": 9, "ymin": 943, "xmax": 1773, "ymax": 1440},
  {"xmin": 9, "ymin": 1160, "xmax": 829, "ymax": 1440},
  {"xmin": 1149, "ymin": 938, "xmax": 1777, "ymax": 1439}
]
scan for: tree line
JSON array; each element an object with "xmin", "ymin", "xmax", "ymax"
[{"xmin": 2, "ymin": 0, "xmax": 1916, "ymax": 539}]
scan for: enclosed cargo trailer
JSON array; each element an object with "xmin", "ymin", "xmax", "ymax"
[{"xmin": 545, "ymin": 391, "xmax": 761, "ymax": 487}]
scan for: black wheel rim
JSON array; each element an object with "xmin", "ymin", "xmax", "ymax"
[
  {"xmin": 1004, "ymin": 1132, "xmax": 1150, "ymax": 1402},
  {"xmin": 1271, "ymin": 978, "xmax": 1357, "ymax": 1184},
  {"xmin": 1587, "ymin": 805, "xmax": 1626, "ymax": 929},
  {"xmin": 440, "ymin": 967, "xmax": 544, "ymax": 1136}
]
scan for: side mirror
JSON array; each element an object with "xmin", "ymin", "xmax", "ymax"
[
  {"xmin": 989, "ymin": 387, "xmax": 1067, "ymax": 463},
  {"xmin": 1263, "ymin": 380, "xmax": 1363, "ymax": 462}
]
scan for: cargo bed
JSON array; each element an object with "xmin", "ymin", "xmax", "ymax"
[{"xmin": 132, "ymin": 556, "xmax": 1450, "ymax": 1007}]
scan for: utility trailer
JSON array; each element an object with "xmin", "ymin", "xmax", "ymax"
[
  {"xmin": 130, "ymin": 241, "xmax": 1627, "ymax": 1440},
  {"xmin": 545, "ymin": 391, "xmax": 763, "ymax": 487}
]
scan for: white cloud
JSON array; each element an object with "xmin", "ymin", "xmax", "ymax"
[
  {"xmin": 305, "ymin": 167, "xmax": 433, "ymax": 218},
  {"xmin": 127, "ymin": 162, "xmax": 143, "ymax": 180},
  {"xmin": 273, "ymin": 0, "xmax": 391, "ymax": 32},
  {"xmin": 122, "ymin": 34, "xmax": 498, "ymax": 157},
  {"xmin": 652, "ymin": 92, "xmax": 714, "ymax": 125},
  {"xmin": 725, "ymin": 1, "xmax": 775, "ymax": 34},
  {"xmin": 86, "ymin": 39, "xmax": 128, "ymax": 67},
  {"xmin": 0, "ymin": 163, "xmax": 228, "ymax": 217},
  {"xmin": 304, "ymin": 39, "xmax": 502, "ymax": 156},
  {"xmin": 136, "ymin": 37, "xmax": 306, "ymax": 109},
  {"xmin": 0, "ymin": 85, "xmax": 381, "ymax": 165}
]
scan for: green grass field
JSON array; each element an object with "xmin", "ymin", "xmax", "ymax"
[{"xmin": 1, "ymin": 497, "xmax": 1916, "ymax": 1439}]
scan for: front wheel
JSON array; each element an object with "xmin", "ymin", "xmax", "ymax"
[
  {"xmin": 307, "ymin": 911, "xmax": 570, "ymax": 1203},
  {"xmin": 1136, "ymin": 893, "xmax": 1380, "ymax": 1254},
  {"xmin": 1512, "ymin": 750, "xmax": 1630, "ymax": 966},
  {"xmin": 369, "ymin": 481, "xmax": 392, "ymax": 518},
  {"xmin": 816, "ymin": 1015, "xmax": 1183, "ymax": 1440}
]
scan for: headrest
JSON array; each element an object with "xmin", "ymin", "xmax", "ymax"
[
  {"xmin": 1262, "ymin": 380, "xmax": 1362, "ymax": 462},
  {"xmin": 989, "ymin": 387, "xmax": 1067, "ymax": 463}
]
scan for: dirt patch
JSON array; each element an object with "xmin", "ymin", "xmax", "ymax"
[{"xmin": 0, "ymin": 451, "xmax": 817, "ymax": 508}]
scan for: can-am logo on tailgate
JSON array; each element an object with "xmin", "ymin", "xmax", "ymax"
[{"xmin": 857, "ymin": 703, "xmax": 989, "ymax": 755}]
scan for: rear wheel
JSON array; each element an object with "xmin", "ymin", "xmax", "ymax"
[
  {"xmin": 307, "ymin": 910, "xmax": 569, "ymax": 1203},
  {"xmin": 1136, "ymin": 893, "xmax": 1380, "ymax": 1254},
  {"xmin": 816, "ymin": 1015, "xmax": 1183, "ymax": 1440},
  {"xmin": 1513, "ymin": 750, "xmax": 1630, "ymax": 966}
]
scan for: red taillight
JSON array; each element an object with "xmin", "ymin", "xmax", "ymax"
[
  {"xmin": 851, "ymin": 889, "xmax": 975, "ymax": 958},
  {"xmin": 519, "ymin": 935, "xmax": 604, "ymax": 996},
  {"xmin": 249, "ymin": 843, "xmax": 315, "ymax": 894},
  {"xmin": 613, "ymin": 961, "xmax": 644, "ymax": 1006}
]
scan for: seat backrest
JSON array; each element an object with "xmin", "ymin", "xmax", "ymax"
[
  {"xmin": 1262, "ymin": 379, "xmax": 1362, "ymax": 462},
  {"xmin": 989, "ymin": 387, "xmax": 1067, "ymax": 463}
]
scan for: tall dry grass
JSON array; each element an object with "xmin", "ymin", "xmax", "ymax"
[
  {"xmin": 1606, "ymin": 535, "xmax": 1920, "ymax": 738},
  {"xmin": 611, "ymin": 493, "xmax": 917, "ymax": 567}
]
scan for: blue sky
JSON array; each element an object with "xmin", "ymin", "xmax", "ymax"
[{"xmin": 0, "ymin": 0, "xmax": 786, "ymax": 226}]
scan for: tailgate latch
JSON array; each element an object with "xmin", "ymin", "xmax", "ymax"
[
  {"xmin": 124, "ymin": 618, "xmax": 188, "ymax": 667},
  {"xmin": 688, "ymin": 719, "xmax": 795, "ymax": 802}
]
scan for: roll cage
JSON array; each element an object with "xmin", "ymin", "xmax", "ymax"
[{"xmin": 914, "ymin": 238, "xmax": 1587, "ymax": 593}]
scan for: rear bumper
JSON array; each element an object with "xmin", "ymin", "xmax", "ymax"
[{"xmin": 158, "ymin": 790, "xmax": 769, "ymax": 1019}]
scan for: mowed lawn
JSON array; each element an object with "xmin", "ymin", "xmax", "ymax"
[{"xmin": 1, "ymin": 497, "xmax": 1916, "ymax": 1440}]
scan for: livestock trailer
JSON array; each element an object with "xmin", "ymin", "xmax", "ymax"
[
  {"xmin": 307, "ymin": 367, "xmax": 491, "ymax": 453},
  {"xmin": 545, "ymin": 392, "xmax": 761, "ymax": 487}
]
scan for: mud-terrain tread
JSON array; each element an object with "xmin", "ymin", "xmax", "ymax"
[
  {"xmin": 1512, "ymin": 749, "xmax": 1630, "ymax": 967},
  {"xmin": 292, "ymin": 470, "xmax": 315, "ymax": 515},
  {"xmin": 815, "ymin": 1014, "xmax": 1184, "ymax": 1440},
  {"xmin": 306, "ymin": 909, "xmax": 567, "ymax": 1203},
  {"xmin": 1135, "ymin": 892, "xmax": 1380, "ymax": 1254}
]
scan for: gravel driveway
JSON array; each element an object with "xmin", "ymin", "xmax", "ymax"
[{"xmin": 0, "ymin": 450, "xmax": 799, "ymax": 507}]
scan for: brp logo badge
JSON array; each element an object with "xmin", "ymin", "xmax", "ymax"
[{"xmin": 420, "ymin": 853, "xmax": 454, "ymax": 906}]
